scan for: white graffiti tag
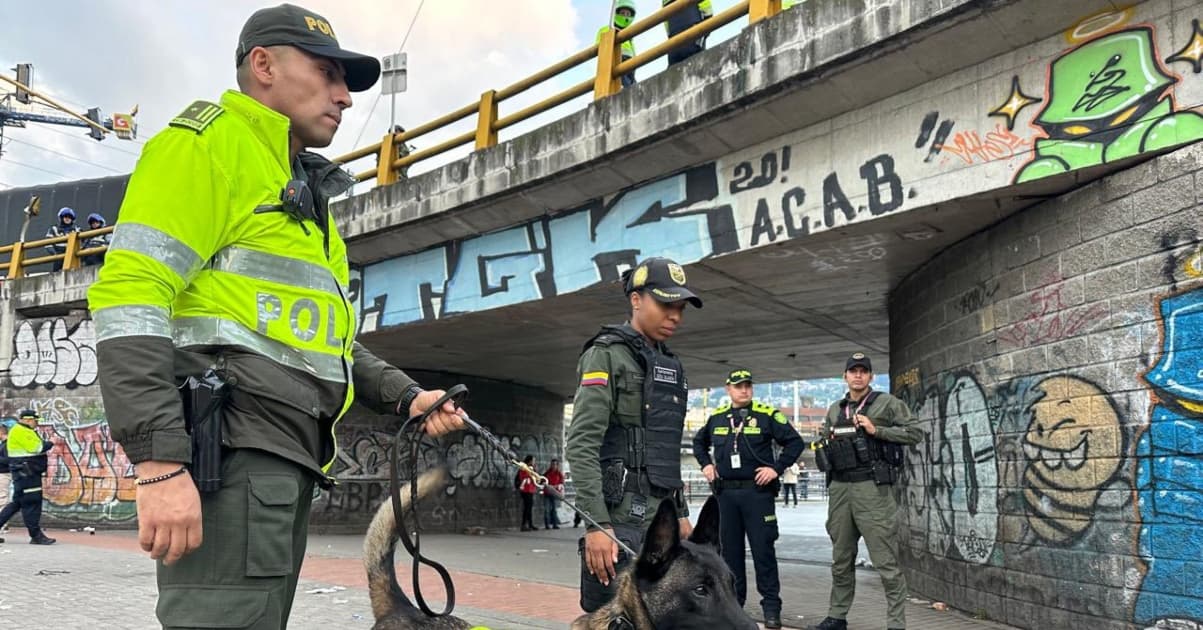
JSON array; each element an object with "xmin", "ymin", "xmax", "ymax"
[{"xmin": 8, "ymin": 319, "xmax": 98, "ymax": 389}]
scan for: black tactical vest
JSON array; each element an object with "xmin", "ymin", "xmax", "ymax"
[{"xmin": 587, "ymin": 324, "xmax": 687, "ymax": 491}]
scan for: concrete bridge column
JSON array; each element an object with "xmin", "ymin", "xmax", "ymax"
[{"xmin": 889, "ymin": 144, "xmax": 1203, "ymax": 630}]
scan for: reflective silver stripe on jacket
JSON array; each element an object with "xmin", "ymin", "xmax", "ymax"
[
  {"xmin": 108, "ymin": 223, "xmax": 204, "ymax": 283},
  {"xmin": 209, "ymin": 246, "xmax": 346, "ymax": 297},
  {"xmin": 172, "ymin": 316, "xmax": 345, "ymax": 382},
  {"xmin": 93, "ymin": 305, "xmax": 172, "ymax": 342}
]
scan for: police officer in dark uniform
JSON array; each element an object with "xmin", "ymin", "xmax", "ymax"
[
  {"xmin": 693, "ymin": 369, "xmax": 804, "ymax": 629},
  {"xmin": 566, "ymin": 257, "xmax": 702, "ymax": 612},
  {"xmin": 809, "ymin": 353, "xmax": 922, "ymax": 630}
]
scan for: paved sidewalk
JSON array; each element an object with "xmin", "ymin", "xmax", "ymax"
[{"xmin": 0, "ymin": 523, "xmax": 1017, "ymax": 630}]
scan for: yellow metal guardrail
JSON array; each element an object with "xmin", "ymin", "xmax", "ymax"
[
  {"xmin": 2, "ymin": 0, "xmax": 787, "ymax": 279},
  {"xmin": 335, "ymin": 0, "xmax": 782, "ymax": 185},
  {"xmin": 1, "ymin": 225, "xmax": 113, "ymax": 280}
]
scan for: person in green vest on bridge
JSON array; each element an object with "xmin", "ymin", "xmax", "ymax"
[{"xmin": 597, "ymin": 0, "xmax": 638, "ymax": 88}]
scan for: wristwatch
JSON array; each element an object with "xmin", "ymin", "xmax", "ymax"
[{"xmin": 396, "ymin": 383, "xmax": 424, "ymax": 417}]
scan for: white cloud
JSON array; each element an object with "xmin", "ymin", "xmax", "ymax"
[{"xmin": 0, "ymin": 0, "xmax": 581, "ymax": 189}]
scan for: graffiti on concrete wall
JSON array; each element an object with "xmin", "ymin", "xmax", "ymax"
[
  {"xmin": 3, "ymin": 314, "xmax": 134, "ymax": 523},
  {"xmin": 358, "ymin": 148, "xmax": 916, "ymax": 329},
  {"xmin": 898, "ymin": 369, "xmax": 1132, "ymax": 563},
  {"xmin": 7, "ymin": 318, "xmax": 97, "ymax": 389},
  {"xmin": 1136, "ymin": 272, "xmax": 1203, "ymax": 627},
  {"xmin": 319, "ymin": 423, "xmax": 562, "ymax": 520},
  {"xmin": 1014, "ymin": 11, "xmax": 1203, "ymax": 183},
  {"xmin": 1022, "ymin": 375, "xmax": 1123, "ymax": 545},
  {"xmin": 898, "ymin": 372, "xmax": 999, "ymax": 564},
  {"xmin": 998, "ymin": 273, "xmax": 1107, "ymax": 350}
]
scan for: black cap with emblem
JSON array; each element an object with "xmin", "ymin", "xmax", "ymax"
[
  {"xmin": 726, "ymin": 369, "xmax": 753, "ymax": 385},
  {"xmin": 236, "ymin": 3, "xmax": 381, "ymax": 92},
  {"xmin": 621, "ymin": 257, "xmax": 702, "ymax": 308},
  {"xmin": 845, "ymin": 352, "xmax": 872, "ymax": 372}
]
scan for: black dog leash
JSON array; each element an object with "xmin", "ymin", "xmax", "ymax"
[
  {"xmin": 389, "ymin": 384, "xmax": 638, "ymax": 619},
  {"xmin": 390, "ymin": 385, "xmax": 468, "ymax": 618}
]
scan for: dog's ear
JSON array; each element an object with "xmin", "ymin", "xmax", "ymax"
[
  {"xmin": 636, "ymin": 498, "xmax": 680, "ymax": 579},
  {"xmin": 688, "ymin": 496, "xmax": 721, "ymax": 549}
]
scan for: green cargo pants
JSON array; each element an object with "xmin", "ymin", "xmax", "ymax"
[
  {"xmin": 826, "ymin": 479, "xmax": 908, "ymax": 629},
  {"xmin": 155, "ymin": 448, "xmax": 315, "ymax": 630},
  {"xmin": 578, "ymin": 490, "xmax": 673, "ymax": 612}
]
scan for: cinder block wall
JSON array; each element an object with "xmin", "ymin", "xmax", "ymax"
[{"xmin": 889, "ymin": 143, "xmax": 1203, "ymax": 629}]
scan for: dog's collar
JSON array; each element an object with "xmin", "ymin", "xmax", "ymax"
[{"xmin": 609, "ymin": 616, "xmax": 636, "ymax": 630}]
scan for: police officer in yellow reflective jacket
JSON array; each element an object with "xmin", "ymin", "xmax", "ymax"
[
  {"xmin": 809, "ymin": 353, "xmax": 922, "ymax": 630},
  {"xmin": 567, "ymin": 257, "xmax": 701, "ymax": 612},
  {"xmin": 597, "ymin": 0, "xmax": 638, "ymax": 88},
  {"xmin": 693, "ymin": 369, "xmax": 803, "ymax": 629},
  {"xmin": 0, "ymin": 410, "xmax": 55, "ymax": 545},
  {"xmin": 87, "ymin": 5, "xmax": 464, "ymax": 629}
]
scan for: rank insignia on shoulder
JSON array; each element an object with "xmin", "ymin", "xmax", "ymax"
[{"xmin": 169, "ymin": 100, "xmax": 224, "ymax": 134}]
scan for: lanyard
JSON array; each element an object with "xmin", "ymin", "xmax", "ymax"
[
  {"xmin": 728, "ymin": 409, "xmax": 748, "ymax": 453},
  {"xmin": 844, "ymin": 389, "xmax": 872, "ymax": 423}
]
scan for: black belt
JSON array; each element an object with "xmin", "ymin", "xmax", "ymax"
[
  {"xmin": 623, "ymin": 472, "xmax": 676, "ymax": 498},
  {"xmin": 715, "ymin": 479, "xmax": 769, "ymax": 491},
  {"xmin": 831, "ymin": 469, "xmax": 876, "ymax": 483}
]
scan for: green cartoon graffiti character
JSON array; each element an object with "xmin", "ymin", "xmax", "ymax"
[{"xmin": 1016, "ymin": 27, "xmax": 1203, "ymax": 183}]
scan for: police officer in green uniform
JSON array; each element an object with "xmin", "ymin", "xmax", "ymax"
[
  {"xmin": 88, "ymin": 5, "xmax": 465, "ymax": 629},
  {"xmin": 566, "ymin": 257, "xmax": 702, "ymax": 612},
  {"xmin": 809, "ymin": 353, "xmax": 922, "ymax": 630},
  {"xmin": 693, "ymin": 369, "xmax": 803, "ymax": 629}
]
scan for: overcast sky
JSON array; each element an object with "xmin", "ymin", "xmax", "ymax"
[{"xmin": 0, "ymin": 1, "xmax": 744, "ymax": 193}]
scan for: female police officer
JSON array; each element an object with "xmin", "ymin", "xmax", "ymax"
[{"xmin": 565, "ymin": 257, "xmax": 702, "ymax": 612}]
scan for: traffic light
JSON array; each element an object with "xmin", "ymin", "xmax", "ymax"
[
  {"xmin": 14, "ymin": 63, "xmax": 33, "ymax": 104},
  {"xmin": 86, "ymin": 107, "xmax": 105, "ymax": 140}
]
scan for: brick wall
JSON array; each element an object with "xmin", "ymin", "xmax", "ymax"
[{"xmin": 889, "ymin": 144, "xmax": 1203, "ymax": 629}]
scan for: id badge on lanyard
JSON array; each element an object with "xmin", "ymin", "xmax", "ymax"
[
  {"xmin": 845, "ymin": 390, "xmax": 872, "ymax": 426},
  {"xmin": 729, "ymin": 414, "xmax": 744, "ymax": 469}
]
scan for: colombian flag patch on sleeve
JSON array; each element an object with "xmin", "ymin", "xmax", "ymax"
[{"xmin": 581, "ymin": 371, "xmax": 609, "ymax": 387}]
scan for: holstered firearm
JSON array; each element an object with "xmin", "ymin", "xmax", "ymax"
[{"xmin": 181, "ymin": 368, "xmax": 233, "ymax": 493}]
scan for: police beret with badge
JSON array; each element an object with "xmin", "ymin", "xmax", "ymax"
[{"xmin": 620, "ymin": 257, "xmax": 703, "ymax": 308}]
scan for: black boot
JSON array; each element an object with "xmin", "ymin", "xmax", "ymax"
[
  {"xmin": 764, "ymin": 611, "xmax": 782, "ymax": 629},
  {"xmin": 30, "ymin": 533, "xmax": 56, "ymax": 545},
  {"xmin": 808, "ymin": 618, "xmax": 847, "ymax": 630}
]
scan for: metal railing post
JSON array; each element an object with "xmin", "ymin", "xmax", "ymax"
[
  {"xmin": 376, "ymin": 131, "xmax": 400, "ymax": 186},
  {"xmin": 475, "ymin": 90, "xmax": 499, "ymax": 150},
  {"xmin": 62, "ymin": 231, "xmax": 81, "ymax": 270},
  {"xmin": 593, "ymin": 28, "xmax": 623, "ymax": 100},
  {"xmin": 749, "ymin": 0, "xmax": 782, "ymax": 23},
  {"xmin": 7, "ymin": 241, "xmax": 25, "ymax": 279}
]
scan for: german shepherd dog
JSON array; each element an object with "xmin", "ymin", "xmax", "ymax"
[
  {"xmin": 363, "ymin": 467, "xmax": 472, "ymax": 629},
  {"xmin": 572, "ymin": 495, "xmax": 758, "ymax": 630},
  {"xmin": 366, "ymin": 470, "xmax": 755, "ymax": 629}
]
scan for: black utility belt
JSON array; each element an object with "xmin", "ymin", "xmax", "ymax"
[
  {"xmin": 715, "ymin": 478, "xmax": 774, "ymax": 491},
  {"xmin": 830, "ymin": 468, "xmax": 877, "ymax": 484}
]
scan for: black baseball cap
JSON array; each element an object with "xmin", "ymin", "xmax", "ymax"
[
  {"xmin": 845, "ymin": 352, "xmax": 872, "ymax": 372},
  {"xmin": 236, "ymin": 4, "xmax": 381, "ymax": 92},
  {"xmin": 622, "ymin": 257, "xmax": 702, "ymax": 308},
  {"xmin": 726, "ymin": 369, "xmax": 753, "ymax": 385}
]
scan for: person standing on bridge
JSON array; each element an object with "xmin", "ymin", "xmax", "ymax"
[
  {"xmin": 45, "ymin": 207, "xmax": 79, "ymax": 271},
  {"xmin": 567, "ymin": 256, "xmax": 702, "ymax": 612},
  {"xmin": 693, "ymin": 368, "xmax": 803, "ymax": 629},
  {"xmin": 662, "ymin": 0, "xmax": 713, "ymax": 66},
  {"xmin": 86, "ymin": 5, "xmax": 466, "ymax": 628},
  {"xmin": 82, "ymin": 213, "xmax": 110, "ymax": 267},
  {"xmin": 0, "ymin": 410, "xmax": 55, "ymax": 546},
  {"xmin": 809, "ymin": 353, "xmax": 922, "ymax": 630},
  {"xmin": 597, "ymin": 0, "xmax": 638, "ymax": 89}
]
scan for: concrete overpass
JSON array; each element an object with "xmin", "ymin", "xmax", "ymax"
[{"xmin": 5, "ymin": 0, "xmax": 1203, "ymax": 627}]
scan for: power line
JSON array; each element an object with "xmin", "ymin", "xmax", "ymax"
[
  {"xmin": 351, "ymin": 0, "xmax": 426, "ymax": 150},
  {"xmin": 1, "ymin": 157, "xmax": 69, "ymax": 178},
  {"xmin": 4, "ymin": 136, "xmax": 126, "ymax": 173}
]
